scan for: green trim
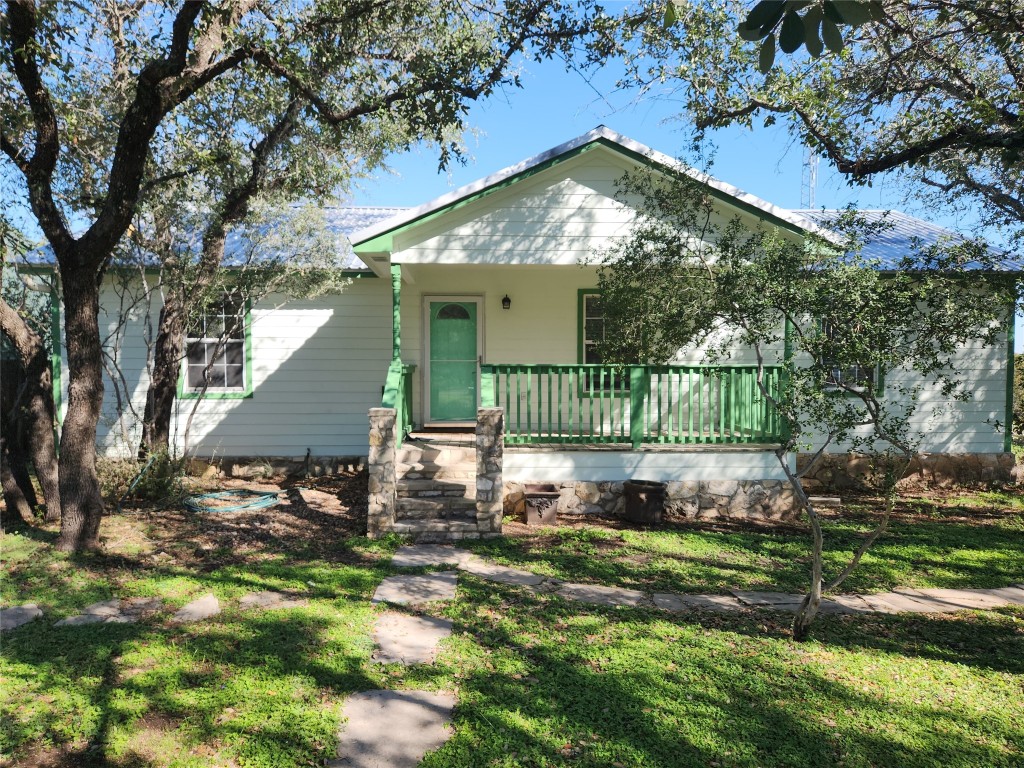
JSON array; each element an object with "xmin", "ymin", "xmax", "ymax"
[
  {"xmin": 177, "ymin": 297, "xmax": 255, "ymax": 400},
  {"xmin": 629, "ymin": 367, "xmax": 646, "ymax": 449},
  {"xmin": 577, "ymin": 288, "xmax": 600, "ymax": 364},
  {"xmin": 49, "ymin": 279, "xmax": 63, "ymax": 435},
  {"xmin": 480, "ymin": 363, "xmax": 786, "ymax": 445},
  {"xmin": 356, "ymin": 143, "xmax": 604, "ymax": 254},
  {"xmin": 391, "ymin": 264, "xmax": 402, "ymax": 361},
  {"xmin": 577, "ymin": 288, "xmax": 629, "ymax": 396},
  {"xmin": 353, "ymin": 137, "xmax": 812, "ymax": 256},
  {"xmin": 1005, "ymin": 302, "xmax": 1016, "ymax": 453},
  {"xmin": 381, "ymin": 362, "xmax": 416, "ymax": 439}
]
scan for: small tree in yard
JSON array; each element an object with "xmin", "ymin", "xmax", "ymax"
[{"xmin": 595, "ymin": 170, "xmax": 1019, "ymax": 639}]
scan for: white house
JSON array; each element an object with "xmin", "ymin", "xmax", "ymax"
[{"xmin": 27, "ymin": 127, "xmax": 1019, "ymax": 541}]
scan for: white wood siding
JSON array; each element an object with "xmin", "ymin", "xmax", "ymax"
[
  {"xmin": 94, "ymin": 275, "xmax": 391, "ymax": 458},
  {"xmin": 504, "ymin": 448, "xmax": 790, "ymax": 483},
  {"xmin": 804, "ymin": 332, "xmax": 1009, "ymax": 454}
]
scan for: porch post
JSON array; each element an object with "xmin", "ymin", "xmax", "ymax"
[
  {"xmin": 782, "ymin": 316, "xmax": 794, "ymax": 441},
  {"xmin": 629, "ymin": 365, "xmax": 646, "ymax": 449},
  {"xmin": 391, "ymin": 263, "xmax": 401, "ymax": 361}
]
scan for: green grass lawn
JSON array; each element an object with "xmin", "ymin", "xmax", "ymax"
[
  {"xmin": 466, "ymin": 491, "xmax": 1024, "ymax": 595},
  {"xmin": 2, "ymin": 481, "xmax": 1022, "ymax": 767}
]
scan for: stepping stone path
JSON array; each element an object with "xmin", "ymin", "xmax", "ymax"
[
  {"xmin": 41, "ymin": 590, "xmax": 309, "ymax": 631},
  {"xmin": 329, "ymin": 690, "xmax": 456, "ymax": 768},
  {"xmin": 54, "ymin": 597, "xmax": 163, "ymax": 627},
  {"xmin": 337, "ymin": 551, "xmax": 465, "ymax": 766},
  {"xmin": 239, "ymin": 591, "xmax": 309, "ymax": 611},
  {"xmin": 389, "ymin": 543, "xmax": 473, "ymax": 569},
  {"xmin": 372, "ymin": 613, "xmax": 454, "ymax": 665},
  {"xmin": 8, "ymin": 541, "xmax": 1024, "ymax": 766},
  {"xmin": 372, "ymin": 572, "xmax": 459, "ymax": 606},
  {"xmin": 343, "ymin": 547, "xmax": 1024, "ymax": 768},
  {"xmin": 558, "ymin": 582, "xmax": 646, "ymax": 608},
  {"xmin": 461, "ymin": 557, "xmax": 547, "ymax": 587},
  {"xmin": 170, "ymin": 593, "xmax": 220, "ymax": 624},
  {"xmin": 653, "ymin": 593, "xmax": 744, "ymax": 612},
  {"xmin": 0, "ymin": 603, "xmax": 43, "ymax": 632}
]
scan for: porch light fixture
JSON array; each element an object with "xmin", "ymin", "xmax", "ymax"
[{"xmin": 501, "ymin": 294, "xmax": 511, "ymax": 310}]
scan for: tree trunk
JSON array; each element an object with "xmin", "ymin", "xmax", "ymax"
[
  {"xmin": 792, "ymin": 500, "xmax": 825, "ymax": 641},
  {"xmin": 21, "ymin": 345, "xmax": 61, "ymax": 523},
  {"xmin": 54, "ymin": 266, "xmax": 105, "ymax": 552},
  {"xmin": 0, "ymin": 301, "xmax": 61, "ymax": 522},
  {"xmin": 139, "ymin": 298, "xmax": 187, "ymax": 457},
  {"xmin": 1, "ymin": 434, "xmax": 37, "ymax": 524}
]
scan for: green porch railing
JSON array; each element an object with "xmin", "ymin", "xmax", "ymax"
[
  {"xmin": 381, "ymin": 361, "xmax": 416, "ymax": 441},
  {"xmin": 479, "ymin": 364, "xmax": 785, "ymax": 448}
]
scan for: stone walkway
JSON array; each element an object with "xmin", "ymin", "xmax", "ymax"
[
  {"xmin": 0, "ymin": 589, "xmax": 311, "ymax": 633},
  {"xmin": 388, "ymin": 544, "xmax": 1024, "ymax": 616}
]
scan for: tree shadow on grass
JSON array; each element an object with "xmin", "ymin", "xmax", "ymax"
[
  {"xmin": 1, "ymin": 600, "xmax": 385, "ymax": 766},
  {"xmin": 422, "ymin": 580, "xmax": 1023, "ymax": 768},
  {"xmin": 469, "ymin": 514, "xmax": 1024, "ymax": 596}
]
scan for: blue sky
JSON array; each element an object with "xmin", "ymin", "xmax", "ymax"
[
  {"xmin": 350, "ymin": 55, "xmax": 913, "ymax": 214},
  {"xmin": 349, "ymin": 55, "xmax": 1022, "ymax": 351}
]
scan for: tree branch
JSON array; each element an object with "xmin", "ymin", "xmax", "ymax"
[{"xmin": 4, "ymin": 0, "xmax": 75, "ymax": 257}]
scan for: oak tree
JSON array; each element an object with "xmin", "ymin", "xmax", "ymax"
[{"xmin": 1, "ymin": 0, "xmax": 592, "ymax": 550}]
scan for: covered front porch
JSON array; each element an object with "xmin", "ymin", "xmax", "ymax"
[{"xmin": 380, "ymin": 263, "xmax": 787, "ymax": 448}]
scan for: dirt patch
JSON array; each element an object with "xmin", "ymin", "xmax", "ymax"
[
  {"xmin": 102, "ymin": 470, "xmax": 374, "ymax": 571},
  {"xmin": 2, "ymin": 744, "xmax": 83, "ymax": 768}
]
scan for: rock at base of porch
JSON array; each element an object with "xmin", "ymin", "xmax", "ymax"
[
  {"xmin": 503, "ymin": 479, "xmax": 798, "ymax": 523},
  {"xmin": 192, "ymin": 455, "xmax": 367, "ymax": 480},
  {"xmin": 798, "ymin": 452, "xmax": 1016, "ymax": 493}
]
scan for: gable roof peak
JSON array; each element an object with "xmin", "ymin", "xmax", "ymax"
[{"xmin": 350, "ymin": 127, "xmax": 837, "ymax": 255}]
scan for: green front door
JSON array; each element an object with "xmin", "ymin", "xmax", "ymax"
[{"xmin": 428, "ymin": 300, "xmax": 478, "ymax": 422}]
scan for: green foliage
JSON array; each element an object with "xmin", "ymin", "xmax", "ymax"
[
  {"xmin": 96, "ymin": 452, "xmax": 188, "ymax": 505},
  {"xmin": 610, "ymin": 1, "xmax": 1024, "ymax": 246},
  {"xmin": 594, "ymin": 169, "xmax": 1017, "ymax": 458},
  {"xmin": 730, "ymin": 1, "xmax": 883, "ymax": 70}
]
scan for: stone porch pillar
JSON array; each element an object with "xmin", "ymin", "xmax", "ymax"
[
  {"xmin": 368, "ymin": 407, "xmax": 397, "ymax": 538},
  {"xmin": 475, "ymin": 407, "xmax": 504, "ymax": 535}
]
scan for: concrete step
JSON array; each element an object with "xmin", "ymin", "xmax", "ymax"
[
  {"xmin": 397, "ymin": 444, "xmax": 473, "ymax": 466},
  {"xmin": 397, "ymin": 478, "xmax": 474, "ymax": 499},
  {"xmin": 393, "ymin": 519, "xmax": 480, "ymax": 534},
  {"xmin": 396, "ymin": 497, "xmax": 477, "ymax": 521},
  {"xmin": 392, "ymin": 520, "xmax": 485, "ymax": 542},
  {"xmin": 397, "ymin": 464, "xmax": 476, "ymax": 482}
]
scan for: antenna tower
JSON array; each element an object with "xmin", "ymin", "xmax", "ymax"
[{"xmin": 801, "ymin": 146, "xmax": 818, "ymax": 208}]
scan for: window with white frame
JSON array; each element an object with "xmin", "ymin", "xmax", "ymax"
[
  {"xmin": 819, "ymin": 319, "xmax": 877, "ymax": 391},
  {"xmin": 185, "ymin": 294, "xmax": 247, "ymax": 392},
  {"xmin": 582, "ymin": 292, "xmax": 605, "ymax": 366},
  {"xmin": 580, "ymin": 291, "xmax": 629, "ymax": 392}
]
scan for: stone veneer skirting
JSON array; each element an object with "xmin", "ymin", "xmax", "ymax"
[
  {"xmin": 798, "ymin": 452, "xmax": 1016, "ymax": 492},
  {"xmin": 504, "ymin": 479, "xmax": 799, "ymax": 522}
]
